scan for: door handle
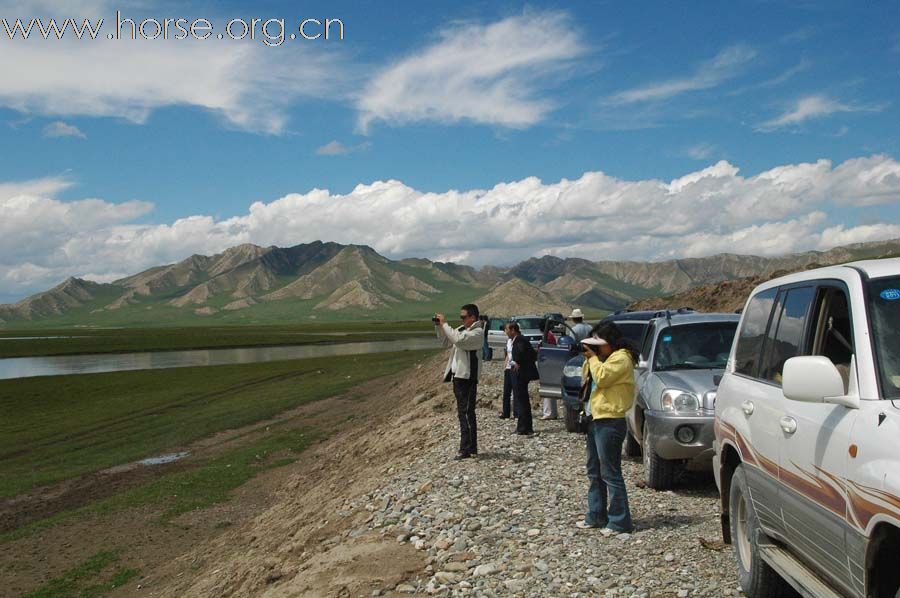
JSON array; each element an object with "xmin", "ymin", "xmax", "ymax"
[
  {"xmin": 780, "ymin": 416, "xmax": 797, "ymax": 435},
  {"xmin": 741, "ymin": 400, "xmax": 754, "ymax": 416}
]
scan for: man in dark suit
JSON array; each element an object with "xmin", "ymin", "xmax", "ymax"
[{"xmin": 507, "ymin": 322, "xmax": 539, "ymax": 435}]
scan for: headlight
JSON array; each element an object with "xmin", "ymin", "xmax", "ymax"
[
  {"xmin": 661, "ymin": 389, "xmax": 700, "ymax": 412},
  {"xmin": 563, "ymin": 365, "xmax": 582, "ymax": 378}
]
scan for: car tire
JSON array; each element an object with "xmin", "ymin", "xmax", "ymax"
[
  {"xmin": 643, "ymin": 421, "xmax": 679, "ymax": 490},
  {"xmin": 564, "ymin": 405, "xmax": 579, "ymax": 433},
  {"xmin": 624, "ymin": 429, "xmax": 642, "ymax": 457},
  {"xmin": 729, "ymin": 464, "xmax": 793, "ymax": 598}
]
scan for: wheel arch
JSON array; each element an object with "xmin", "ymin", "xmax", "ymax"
[{"xmin": 719, "ymin": 440, "xmax": 743, "ymax": 545}]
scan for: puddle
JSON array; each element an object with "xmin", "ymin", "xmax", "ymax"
[{"xmin": 137, "ymin": 451, "xmax": 190, "ymax": 466}]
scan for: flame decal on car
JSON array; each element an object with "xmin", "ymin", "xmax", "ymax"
[{"xmin": 716, "ymin": 418, "xmax": 900, "ymax": 533}]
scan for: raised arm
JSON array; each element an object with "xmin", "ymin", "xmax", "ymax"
[
  {"xmin": 586, "ymin": 352, "xmax": 631, "ymax": 388},
  {"xmin": 441, "ymin": 323, "xmax": 484, "ymax": 350}
]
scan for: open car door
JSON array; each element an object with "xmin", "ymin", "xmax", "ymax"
[{"xmin": 537, "ymin": 319, "xmax": 578, "ymax": 401}]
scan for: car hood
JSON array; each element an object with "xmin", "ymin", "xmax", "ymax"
[{"xmin": 653, "ymin": 369, "xmax": 723, "ymax": 396}]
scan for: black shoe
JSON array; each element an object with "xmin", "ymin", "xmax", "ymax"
[
  {"xmin": 453, "ymin": 452, "xmax": 472, "ymax": 461},
  {"xmin": 498, "ymin": 414, "xmax": 510, "ymax": 419}
]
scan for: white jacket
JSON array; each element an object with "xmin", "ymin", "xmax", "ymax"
[{"xmin": 437, "ymin": 321, "xmax": 484, "ymax": 381}]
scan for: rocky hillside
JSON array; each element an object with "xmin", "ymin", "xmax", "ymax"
[
  {"xmin": 626, "ymin": 275, "xmax": 769, "ymax": 314},
  {"xmin": 475, "ymin": 279, "xmax": 571, "ymax": 316}
]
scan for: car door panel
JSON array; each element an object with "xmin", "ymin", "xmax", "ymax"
[
  {"xmin": 537, "ymin": 321, "xmax": 576, "ymax": 399},
  {"xmin": 778, "ymin": 402, "xmax": 857, "ymax": 595},
  {"xmin": 719, "ymin": 373, "xmax": 785, "ymax": 535}
]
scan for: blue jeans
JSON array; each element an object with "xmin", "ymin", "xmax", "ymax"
[{"xmin": 585, "ymin": 417, "xmax": 633, "ymax": 532}]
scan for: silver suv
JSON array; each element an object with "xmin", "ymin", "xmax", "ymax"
[{"xmin": 628, "ymin": 313, "xmax": 740, "ymax": 489}]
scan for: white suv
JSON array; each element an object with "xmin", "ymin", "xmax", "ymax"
[{"xmin": 714, "ymin": 259, "xmax": 900, "ymax": 598}]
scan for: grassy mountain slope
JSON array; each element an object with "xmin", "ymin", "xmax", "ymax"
[{"xmin": 2, "ymin": 238, "xmax": 898, "ymax": 327}]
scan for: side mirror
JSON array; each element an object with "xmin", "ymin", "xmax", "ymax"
[
  {"xmin": 635, "ymin": 359, "xmax": 648, "ymax": 372},
  {"xmin": 782, "ymin": 356, "xmax": 858, "ymax": 409}
]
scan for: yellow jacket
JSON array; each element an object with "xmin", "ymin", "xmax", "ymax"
[{"xmin": 582, "ymin": 349, "xmax": 635, "ymax": 419}]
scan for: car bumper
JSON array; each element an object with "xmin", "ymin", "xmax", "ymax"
[{"xmin": 644, "ymin": 409, "xmax": 715, "ymax": 466}]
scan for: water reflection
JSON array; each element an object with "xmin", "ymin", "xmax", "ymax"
[{"xmin": 0, "ymin": 337, "xmax": 441, "ymax": 380}]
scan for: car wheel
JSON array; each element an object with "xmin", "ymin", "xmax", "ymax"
[
  {"xmin": 624, "ymin": 428, "xmax": 641, "ymax": 457},
  {"xmin": 564, "ymin": 405, "xmax": 579, "ymax": 433},
  {"xmin": 729, "ymin": 464, "xmax": 794, "ymax": 598},
  {"xmin": 642, "ymin": 421, "xmax": 679, "ymax": 490}
]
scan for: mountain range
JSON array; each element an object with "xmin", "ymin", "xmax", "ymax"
[{"xmin": 1, "ymin": 238, "xmax": 898, "ymax": 327}]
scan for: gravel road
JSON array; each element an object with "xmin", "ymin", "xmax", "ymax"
[{"xmin": 343, "ymin": 359, "xmax": 747, "ymax": 597}]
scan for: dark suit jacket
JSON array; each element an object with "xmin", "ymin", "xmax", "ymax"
[{"xmin": 511, "ymin": 335, "xmax": 540, "ymax": 382}]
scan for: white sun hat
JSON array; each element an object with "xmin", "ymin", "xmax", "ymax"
[
  {"xmin": 569, "ymin": 308, "xmax": 584, "ymax": 319},
  {"xmin": 580, "ymin": 334, "xmax": 609, "ymax": 347}
]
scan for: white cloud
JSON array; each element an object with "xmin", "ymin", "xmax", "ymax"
[
  {"xmin": 42, "ymin": 121, "xmax": 86, "ymax": 138},
  {"xmin": 606, "ymin": 45, "xmax": 756, "ymax": 105},
  {"xmin": 685, "ymin": 143, "xmax": 716, "ymax": 160},
  {"xmin": 0, "ymin": 27, "xmax": 347, "ymax": 134},
  {"xmin": 356, "ymin": 11, "xmax": 586, "ymax": 132},
  {"xmin": 757, "ymin": 94, "xmax": 884, "ymax": 131},
  {"xmin": 2, "ymin": 156, "xmax": 900, "ymax": 302},
  {"xmin": 315, "ymin": 140, "xmax": 371, "ymax": 156}
]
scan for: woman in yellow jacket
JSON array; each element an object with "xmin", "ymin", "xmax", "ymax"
[{"xmin": 575, "ymin": 323, "xmax": 638, "ymax": 533}]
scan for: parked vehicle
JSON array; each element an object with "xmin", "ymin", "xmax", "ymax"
[
  {"xmin": 486, "ymin": 316, "xmax": 509, "ymax": 355},
  {"xmin": 538, "ymin": 310, "xmax": 668, "ymax": 433},
  {"xmin": 510, "ymin": 315, "xmax": 545, "ymax": 350},
  {"xmin": 714, "ymin": 258, "xmax": 900, "ymax": 598},
  {"xmin": 627, "ymin": 312, "xmax": 740, "ymax": 489}
]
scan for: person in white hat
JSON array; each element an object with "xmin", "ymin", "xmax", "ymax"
[
  {"xmin": 568, "ymin": 308, "xmax": 592, "ymax": 343},
  {"xmin": 574, "ymin": 323, "xmax": 638, "ymax": 534}
]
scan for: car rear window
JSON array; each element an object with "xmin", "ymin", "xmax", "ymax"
[
  {"xmin": 489, "ymin": 318, "xmax": 506, "ymax": 331},
  {"xmin": 515, "ymin": 318, "xmax": 543, "ymax": 330}
]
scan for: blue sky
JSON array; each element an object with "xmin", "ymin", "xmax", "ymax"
[{"xmin": 1, "ymin": 0, "xmax": 899, "ymax": 302}]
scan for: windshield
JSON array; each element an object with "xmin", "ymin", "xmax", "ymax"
[
  {"xmin": 515, "ymin": 318, "xmax": 544, "ymax": 331},
  {"xmin": 867, "ymin": 275, "xmax": 900, "ymax": 400},
  {"xmin": 653, "ymin": 321, "xmax": 738, "ymax": 371}
]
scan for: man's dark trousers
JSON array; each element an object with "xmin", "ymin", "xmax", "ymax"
[
  {"xmin": 501, "ymin": 368, "xmax": 518, "ymax": 418},
  {"xmin": 453, "ymin": 377, "xmax": 478, "ymax": 455},
  {"xmin": 513, "ymin": 371, "xmax": 533, "ymax": 434}
]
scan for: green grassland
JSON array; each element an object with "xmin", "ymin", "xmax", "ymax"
[
  {"xmin": 0, "ymin": 350, "xmax": 436, "ymax": 499},
  {"xmin": 23, "ymin": 550, "xmax": 138, "ymax": 598},
  {"xmin": 0, "ymin": 321, "xmax": 434, "ymax": 358}
]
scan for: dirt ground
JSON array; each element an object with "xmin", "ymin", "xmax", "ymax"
[{"xmin": 1, "ymin": 354, "xmax": 448, "ymax": 598}]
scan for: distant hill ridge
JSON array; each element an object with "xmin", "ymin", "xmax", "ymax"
[{"xmin": 1, "ymin": 237, "xmax": 898, "ymax": 326}]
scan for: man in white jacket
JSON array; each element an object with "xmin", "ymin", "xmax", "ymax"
[{"xmin": 435, "ymin": 303, "xmax": 484, "ymax": 460}]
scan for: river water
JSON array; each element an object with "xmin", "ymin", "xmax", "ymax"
[{"xmin": 0, "ymin": 337, "xmax": 442, "ymax": 381}]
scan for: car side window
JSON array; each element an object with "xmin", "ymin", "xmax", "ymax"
[
  {"xmin": 808, "ymin": 286, "xmax": 854, "ymax": 393},
  {"xmin": 760, "ymin": 286, "xmax": 815, "ymax": 385},
  {"xmin": 734, "ymin": 288, "xmax": 778, "ymax": 377}
]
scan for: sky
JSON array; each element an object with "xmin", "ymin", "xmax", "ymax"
[{"xmin": 1, "ymin": 0, "xmax": 899, "ymax": 302}]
